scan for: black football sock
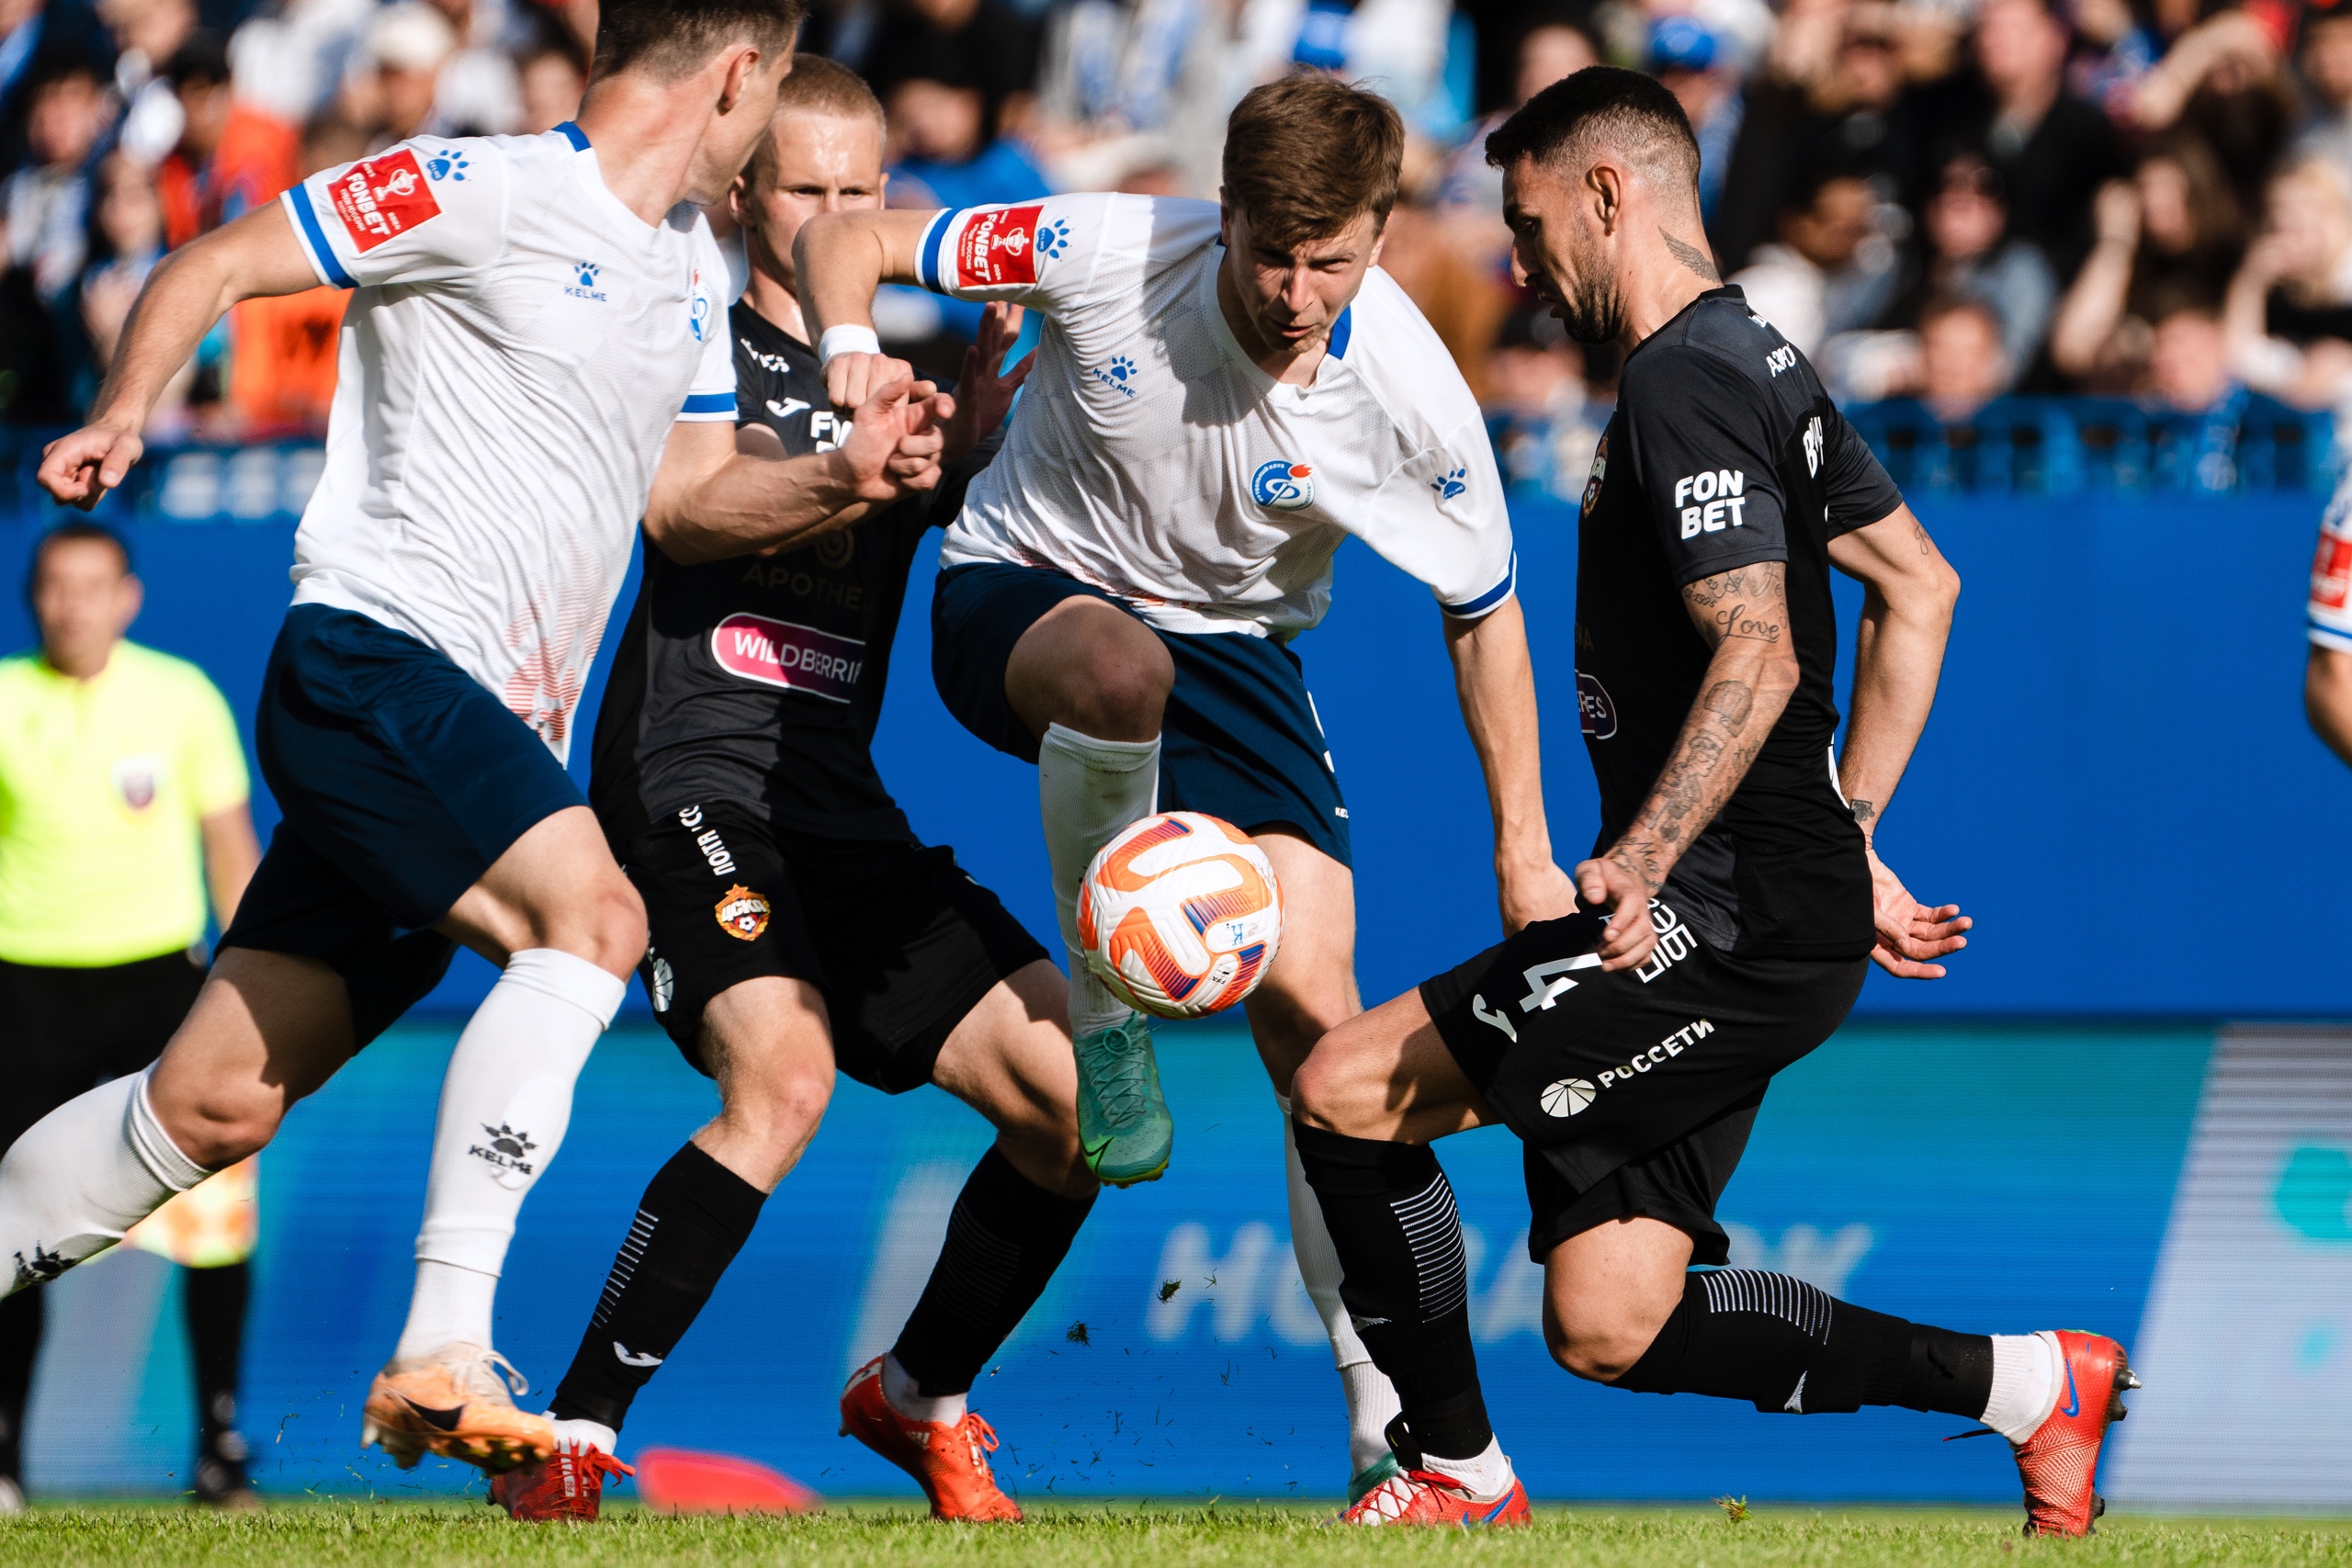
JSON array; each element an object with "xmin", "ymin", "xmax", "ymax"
[
  {"xmin": 183, "ymin": 1261, "xmax": 251, "ymax": 1485},
  {"xmin": 889, "ymin": 1145, "xmax": 1096, "ymax": 1398},
  {"xmin": 0, "ymin": 1284, "xmax": 40, "ymax": 1483},
  {"xmin": 1614, "ymin": 1269, "xmax": 1994, "ymax": 1417},
  {"xmin": 1291, "ymin": 1120, "xmax": 1491, "ymax": 1461},
  {"xmin": 549, "ymin": 1141, "xmax": 766, "ymax": 1431}
]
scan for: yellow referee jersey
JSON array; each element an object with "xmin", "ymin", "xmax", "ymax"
[{"xmin": 0, "ymin": 640, "xmax": 249, "ymax": 966}]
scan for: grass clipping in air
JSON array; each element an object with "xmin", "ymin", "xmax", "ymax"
[{"xmin": 7, "ymin": 1503, "xmax": 2352, "ymax": 1566}]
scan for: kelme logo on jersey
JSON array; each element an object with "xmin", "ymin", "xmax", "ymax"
[
  {"xmin": 565, "ymin": 261, "xmax": 606, "ymax": 301},
  {"xmin": 424, "ymin": 149, "xmax": 469, "ymax": 181},
  {"xmin": 329, "ymin": 148, "xmax": 441, "ymax": 253},
  {"xmin": 956, "ymin": 205, "xmax": 1048, "ymax": 288},
  {"xmin": 714, "ymin": 885, "xmax": 772, "ymax": 942},
  {"xmin": 1251, "ymin": 459, "xmax": 1316, "ymax": 512},
  {"xmin": 1576, "ymin": 672, "xmax": 1617, "ymax": 739},
  {"xmin": 1430, "ymin": 464, "xmax": 1469, "ymax": 501},
  {"xmin": 711, "ymin": 611, "xmax": 865, "ymax": 703},
  {"xmin": 1091, "ymin": 355, "xmax": 1141, "ymax": 398}
]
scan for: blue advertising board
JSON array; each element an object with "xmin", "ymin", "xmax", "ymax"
[{"xmin": 23, "ymin": 1017, "xmax": 2221, "ymax": 1503}]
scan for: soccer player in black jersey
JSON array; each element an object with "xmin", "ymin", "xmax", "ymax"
[
  {"xmin": 1286, "ymin": 70, "xmax": 2136, "ymax": 1534},
  {"xmin": 489, "ymin": 60, "xmax": 1087, "ymax": 1523}
]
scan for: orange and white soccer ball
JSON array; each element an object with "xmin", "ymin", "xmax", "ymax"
[{"xmin": 1076, "ymin": 812, "xmax": 1283, "ymax": 1019}]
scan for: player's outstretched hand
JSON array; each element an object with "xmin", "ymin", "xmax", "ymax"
[
  {"xmin": 837, "ymin": 374, "xmax": 952, "ymax": 502},
  {"xmin": 1573, "ymin": 852, "xmax": 1657, "ymax": 972},
  {"xmin": 39, "ymin": 422, "xmax": 143, "ymax": 511},
  {"xmin": 944, "ymin": 302, "xmax": 1035, "ymax": 464},
  {"xmin": 824, "ymin": 349, "xmax": 914, "ymax": 413},
  {"xmin": 1864, "ymin": 847, "xmax": 1970, "ymax": 979},
  {"xmin": 1498, "ymin": 857, "xmax": 1578, "ymax": 936}
]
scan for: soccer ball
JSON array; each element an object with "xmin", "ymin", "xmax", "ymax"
[{"xmin": 1077, "ymin": 812, "xmax": 1283, "ymax": 1019}]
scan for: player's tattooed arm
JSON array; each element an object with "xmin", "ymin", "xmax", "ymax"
[
  {"xmin": 1660, "ymin": 228, "xmax": 1721, "ymax": 285},
  {"xmin": 1577, "ymin": 560, "xmax": 1795, "ymax": 970}
]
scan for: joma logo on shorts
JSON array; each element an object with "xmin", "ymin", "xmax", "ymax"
[{"xmin": 1598, "ymin": 1018, "xmax": 1713, "ymax": 1089}]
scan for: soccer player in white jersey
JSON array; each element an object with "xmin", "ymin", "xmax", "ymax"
[
  {"xmin": 3, "ymin": 0, "xmax": 955, "ymax": 1473},
  {"xmin": 800, "ymin": 73, "xmax": 1578, "ymax": 1498}
]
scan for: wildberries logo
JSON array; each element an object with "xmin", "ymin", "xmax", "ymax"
[{"xmin": 330, "ymin": 149, "xmax": 441, "ymax": 252}]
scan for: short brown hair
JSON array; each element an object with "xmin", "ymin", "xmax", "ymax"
[
  {"xmin": 1221, "ymin": 74, "xmax": 1404, "ymax": 247},
  {"xmin": 743, "ymin": 56, "xmax": 884, "ymax": 193},
  {"xmin": 592, "ymin": 0, "xmax": 801, "ymax": 83}
]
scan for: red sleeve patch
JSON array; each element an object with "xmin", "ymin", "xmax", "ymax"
[
  {"xmin": 954, "ymin": 205, "xmax": 1046, "ymax": 288},
  {"xmin": 328, "ymin": 149, "xmax": 442, "ymax": 254},
  {"xmin": 2316, "ymin": 528, "xmax": 2352, "ymax": 613}
]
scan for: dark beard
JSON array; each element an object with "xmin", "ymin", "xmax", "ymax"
[{"xmin": 1556, "ymin": 272, "xmax": 1623, "ymax": 346}]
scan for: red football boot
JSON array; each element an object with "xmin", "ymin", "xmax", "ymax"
[
  {"xmin": 488, "ymin": 1447, "xmax": 634, "ymax": 1522},
  {"xmin": 2012, "ymin": 1330, "xmax": 2139, "ymax": 1537},
  {"xmin": 1340, "ymin": 1465, "xmax": 1532, "ymax": 1528},
  {"xmin": 838, "ymin": 1357, "xmax": 1023, "ymax": 1522}
]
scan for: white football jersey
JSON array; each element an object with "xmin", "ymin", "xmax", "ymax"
[
  {"xmin": 2314, "ymin": 468, "xmax": 2352, "ymax": 656},
  {"xmin": 918, "ymin": 194, "xmax": 1515, "ymax": 636},
  {"xmin": 280, "ymin": 122, "xmax": 736, "ymax": 759}
]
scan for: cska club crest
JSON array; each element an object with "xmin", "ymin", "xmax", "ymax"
[{"xmin": 714, "ymin": 884, "xmax": 772, "ymax": 942}]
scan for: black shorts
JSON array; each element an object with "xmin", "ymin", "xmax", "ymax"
[
  {"xmin": 1420, "ymin": 898, "xmax": 1866, "ymax": 1264},
  {"xmin": 930, "ymin": 561, "xmax": 1351, "ymax": 867},
  {"xmin": 0, "ymin": 948, "xmax": 207, "ymax": 1150},
  {"xmin": 220, "ymin": 605, "xmax": 586, "ymax": 1044},
  {"xmin": 615, "ymin": 799, "xmax": 1049, "ymax": 1093}
]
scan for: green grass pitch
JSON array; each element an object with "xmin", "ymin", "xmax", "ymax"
[{"xmin": 6, "ymin": 1502, "xmax": 2352, "ymax": 1567}]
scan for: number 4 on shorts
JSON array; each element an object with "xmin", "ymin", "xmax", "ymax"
[{"xmin": 1518, "ymin": 955, "xmax": 1602, "ymax": 1012}]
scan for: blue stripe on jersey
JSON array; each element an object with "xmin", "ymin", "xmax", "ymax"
[
  {"xmin": 678, "ymin": 392, "xmax": 736, "ymax": 415},
  {"xmin": 918, "ymin": 209, "xmax": 959, "ymax": 292},
  {"xmin": 283, "ymin": 188, "xmax": 356, "ymax": 289},
  {"xmin": 2312, "ymin": 617, "xmax": 2352, "ymax": 653},
  {"xmin": 1329, "ymin": 305, "xmax": 1352, "ymax": 359},
  {"xmin": 555, "ymin": 120, "xmax": 590, "ymax": 151},
  {"xmin": 1443, "ymin": 552, "xmax": 1517, "ymax": 618}
]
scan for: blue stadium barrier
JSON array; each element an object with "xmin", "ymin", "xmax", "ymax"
[{"xmin": 0, "ymin": 436, "xmax": 2339, "ymax": 1017}]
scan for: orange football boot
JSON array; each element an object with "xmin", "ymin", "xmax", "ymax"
[
  {"xmin": 1341, "ymin": 1466, "xmax": 1532, "ymax": 1528},
  {"xmin": 360, "ymin": 1343, "xmax": 553, "ymax": 1472},
  {"xmin": 489, "ymin": 1447, "xmax": 634, "ymax": 1521},
  {"xmin": 838, "ymin": 1356, "xmax": 1023, "ymax": 1521},
  {"xmin": 2012, "ymin": 1330, "xmax": 2140, "ymax": 1537}
]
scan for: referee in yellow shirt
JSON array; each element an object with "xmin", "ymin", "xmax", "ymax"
[{"xmin": 0, "ymin": 522, "xmax": 261, "ymax": 1511}]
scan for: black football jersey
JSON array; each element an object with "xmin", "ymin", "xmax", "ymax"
[
  {"xmin": 1574, "ymin": 286, "xmax": 1901, "ymax": 960},
  {"xmin": 591, "ymin": 300, "xmax": 989, "ymax": 840}
]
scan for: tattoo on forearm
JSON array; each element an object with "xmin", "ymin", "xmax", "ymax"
[
  {"xmin": 1705, "ymin": 680, "xmax": 1754, "ymax": 731},
  {"xmin": 1685, "ymin": 562, "xmax": 1786, "ymax": 645},
  {"xmin": 1661, "ymin": 228, "xmax": 1721, "ymax": 284},
  {"xmin": 1849, "ymin": 797, "xmax": 1877, "ymax": 831}
]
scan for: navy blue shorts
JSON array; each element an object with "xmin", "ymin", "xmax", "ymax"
[
  {"xmin": 931, "ymin": 562, "xmax": 1351, "ymax": 867},
  {"xmin": 219, "ymin": 604, "xmax": 588, "ymax": 1043}
]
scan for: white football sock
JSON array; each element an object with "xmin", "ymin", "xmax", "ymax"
[
  {"xmin": 1982, "ymin": 1331, "xmax": 2064, "ymax": 1443},
  {"xmin": 0, "ymin": 1068, "xmax": 209, "ymax": 1293},
  {"xmin": 1420, "ymin": 1435, "xmax": 1513, "ymax": 1499},
  {"xmin": 1280, "ymin": 1095, "xmax": 1402, "ymax": 1474},
  {"xmin": 396, "ymin": 949, "xmax": 624, "ymax": 1357},
  {"xmin": 882, "ymin": 1349, "xmax": 967, "ymax": 1427},
  {"xmin": 548, "ymin": 1416, "xmax": 617, "ymax": 1455},
  {"xmin": 1037, "ymin": 721, "xmax": 1159, "ymax": 1037}
]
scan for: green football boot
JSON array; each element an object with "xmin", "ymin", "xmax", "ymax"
[
  {"xmin": 1347, "ymin": 1451, "xmax": 1403, "ymax": 1506},
  {"xmin": 1073, "ymin": 1013, "xmax": 1172, "ymax": 1186}
]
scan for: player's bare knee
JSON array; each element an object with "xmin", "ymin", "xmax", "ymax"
[
  {"xmin": 564, "ymin": 874, "xmax": 648, "ymax": 977},
  {"xmin": 164, "ymin": 1083, "xmax": 281, "ymax": 1169},
  {"xmin": 1546, "ymin": 1318, "xmax": 1657, "ymax": 1383},
  {"xmin": 1288, "ymin": 1032, "xmax": 1377, "ymax": 1136},
  {"xmin": 1064, "ymin": 643, "xmax": 1171, "ymax": 738}
]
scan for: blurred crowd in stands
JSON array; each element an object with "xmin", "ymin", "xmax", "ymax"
[{"xmin": 2, "ymin": 0, "xmax": 2347, "ymax": 495}]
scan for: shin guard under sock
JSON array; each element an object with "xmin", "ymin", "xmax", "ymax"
[
  {"xmin": 1291, "ymin": 1120, "xmax": 1491, "ymax": 1461},
  {"xmin": 1615, "ymin": 1269, "xmax": 1993, "ymax": 1418},
  {"xmin": 890, "ymin": 1146, "xmax": 1097, "ymax": 1397},
  {"xmin": 549, "ymin": 1141, "xmax": 766, "ymax": 1431}
]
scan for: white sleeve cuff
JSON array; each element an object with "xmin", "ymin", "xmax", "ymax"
[{"xmin": 1440, "ymin": 552, "xmax": 1518, "ymax": 620}]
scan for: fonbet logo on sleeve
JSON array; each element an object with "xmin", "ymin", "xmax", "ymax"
[
  {"xmin": 1251, "ymin": 459, "xmax": 1316, "ymax": 512},
  {"xmin": 1673, "ymin": 468, "xmax": 1747, "ymax": 538},
  {"xmin": 956, "ymin": 205, "xmax": 1062, "ymax": 288},
  {"xmin": 330, "ymin": 149, "xmax": 440, "ymax": 253},
  {"xmin": 711, "ymin": 611, "xmax": 865, "ymax": 703}
]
